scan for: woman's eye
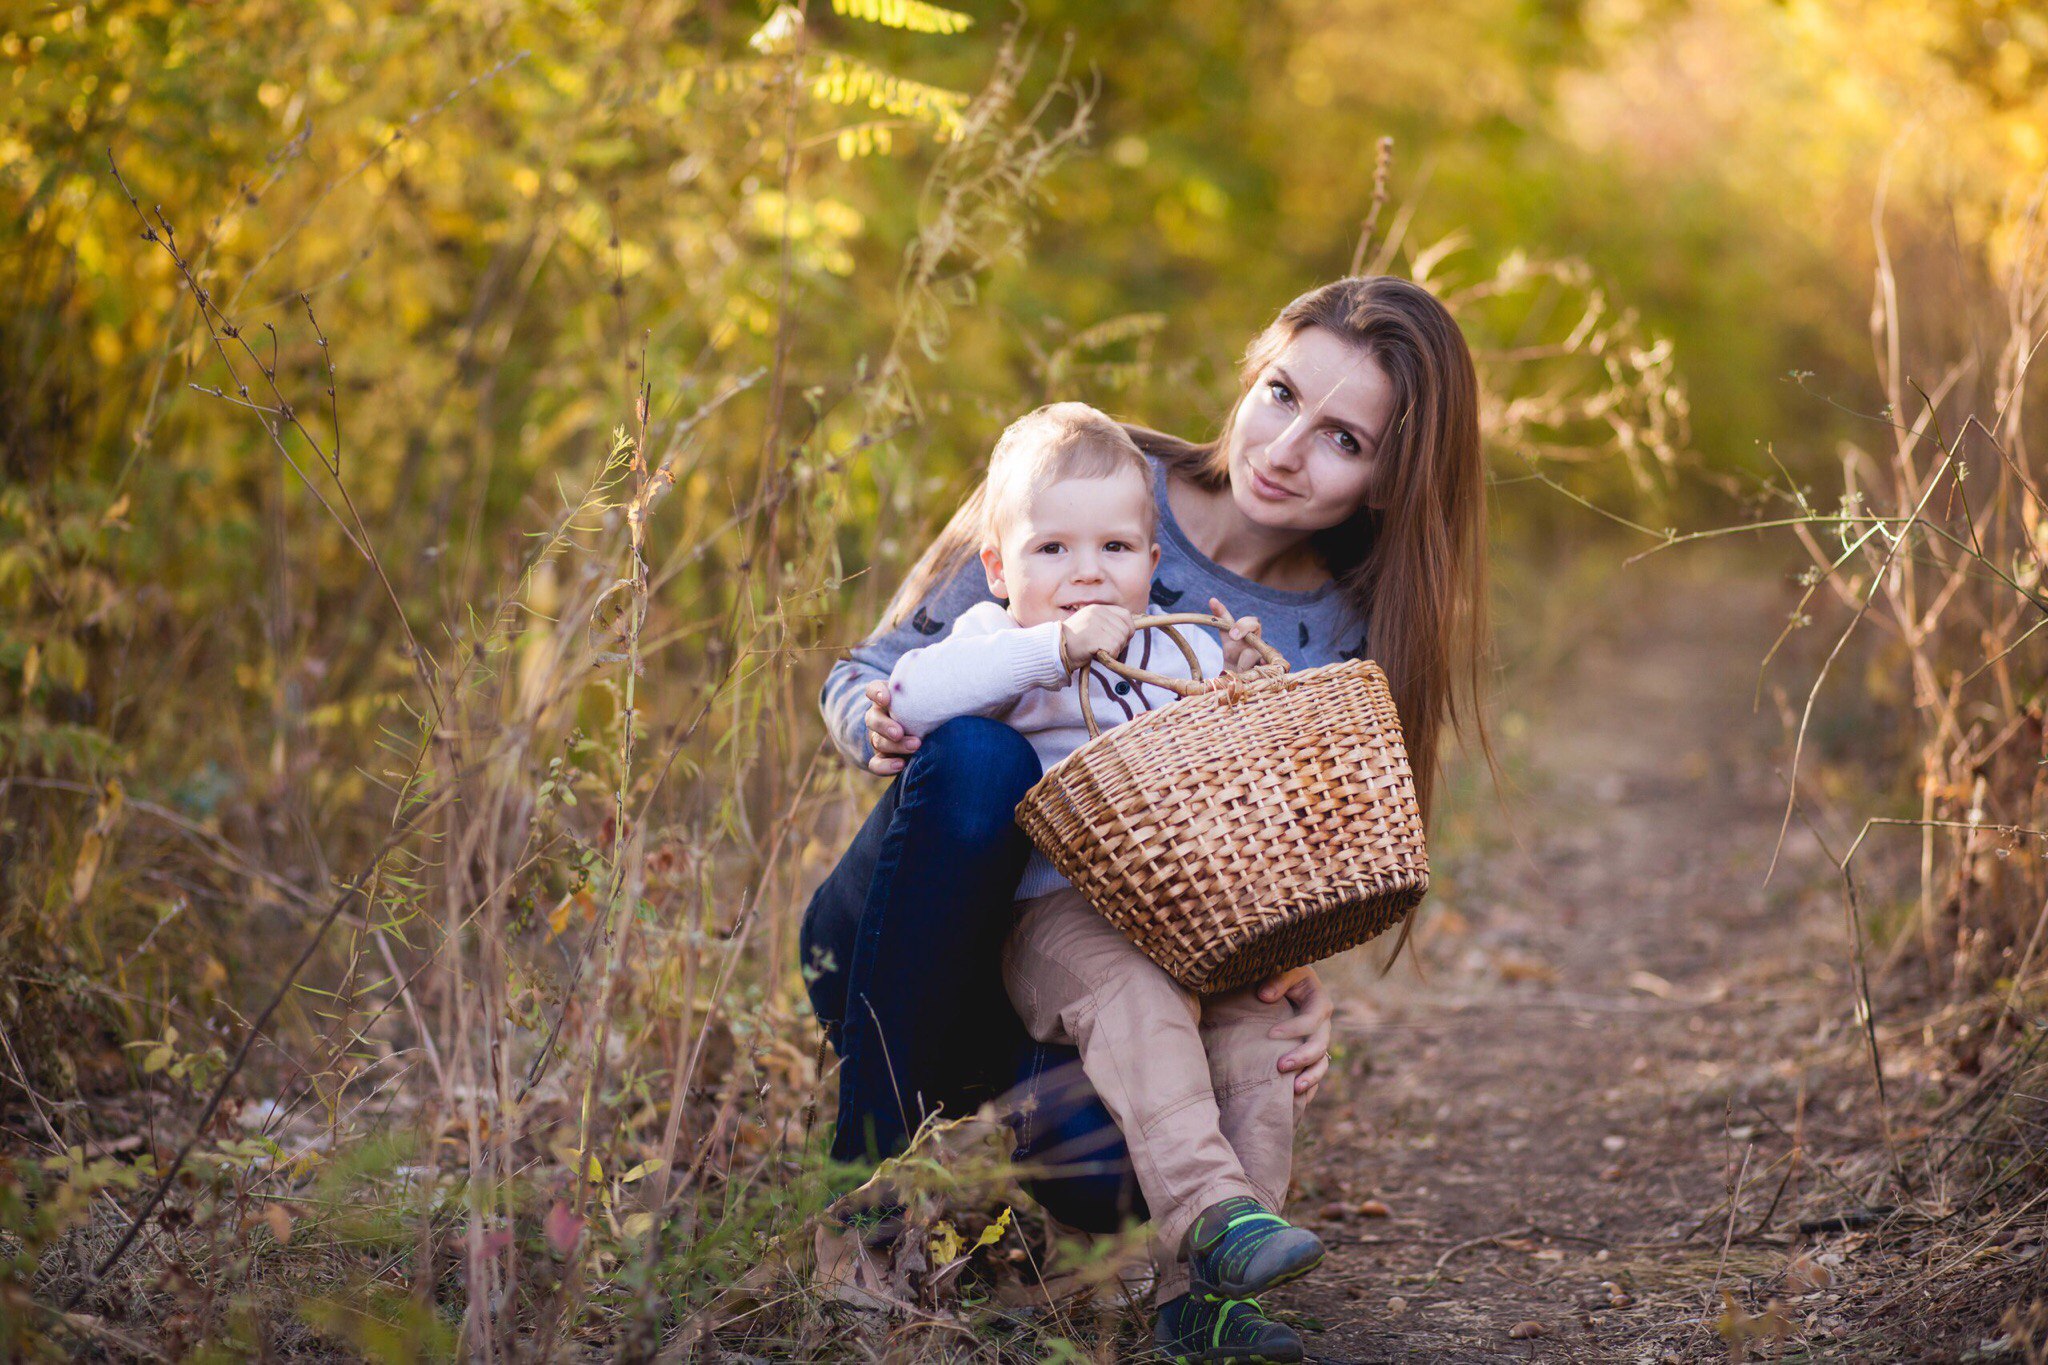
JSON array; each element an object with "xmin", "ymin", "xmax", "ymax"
[
  {"xmin": 1267, "ymin": 379, "xmax": 1294, "ymax": 406},
  {"xmin": 1332, "ymin": 429, "xmax": 1361, "ymax": 455}
]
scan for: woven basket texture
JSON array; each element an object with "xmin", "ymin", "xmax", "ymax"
[{"xmin": 1015, "ymin": 657, "xmax": 1429, "ymax": 994}]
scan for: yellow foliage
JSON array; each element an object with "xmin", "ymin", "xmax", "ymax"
[
  {"xmin": 836, "ymin": 122, "xmax": 896, "ymax": 160},
  {"xmin": 68, "ymin": 779, "xmax": 124, "ymax": 908},
  {"xmin": 811, "ymin": 54, "xmax": 967, "ymax": 139},
  {"xmin": 830, "ymin": 0, "xmax": 973, "ymax": 36}
]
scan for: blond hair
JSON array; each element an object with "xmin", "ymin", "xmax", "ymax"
[{"xmin": 980, "ymin": 402, "xmax": 1154, "ymax": 545}]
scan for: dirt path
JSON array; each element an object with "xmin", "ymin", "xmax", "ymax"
[{"xmin": 1279, "ymin": 554, "xmax": 1883, "ymax": 1362}]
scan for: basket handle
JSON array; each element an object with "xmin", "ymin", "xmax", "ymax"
[{"xmin": 1075, "ymin": 612, "xmax": 1290, "ymax": 740}]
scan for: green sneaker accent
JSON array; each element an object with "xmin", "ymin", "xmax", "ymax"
[
  {"xmin": 1184, "ymin": 1196, "xmax": 1326, "ymax": 1300},
  {"xmin": 1154, "ymin": 1292, "xmax": 1303, "ymax": 1365}
]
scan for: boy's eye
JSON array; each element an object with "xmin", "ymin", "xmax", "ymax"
[{"xmin": 1035, "ymin": 542, "xmax": 1063, "ymax": 554}]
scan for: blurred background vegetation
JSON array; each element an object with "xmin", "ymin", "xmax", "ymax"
[{"xmin": 3, "ymin": 0, "xmax": 2045, "ymax": 1355}]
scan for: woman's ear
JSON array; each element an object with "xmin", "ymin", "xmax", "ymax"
[{"xmin": 980, "ymin": 544, "xmax": 1008, "ymax": 599}]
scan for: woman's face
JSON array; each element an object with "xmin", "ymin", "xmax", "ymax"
[{"xmin": 1223, "ymin": 325, "xmax": 1397, "ymax": 534}]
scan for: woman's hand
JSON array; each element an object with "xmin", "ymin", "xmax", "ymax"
[
  {"xmin": 1258, "ymin": 964, "xmax": 1333, "ymax": 1103},
  {"xmin": 1207, "ymin": 597, "xmax": 1267, "ymax": 675},
  {"xmin": 863, "ymin": 679, "xmax": 919, "ymax": 776}
]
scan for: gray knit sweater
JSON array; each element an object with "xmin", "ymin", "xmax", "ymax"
[{"xmin": 820, "ymin": 456, "xmax": 1369, "ymax": 768}]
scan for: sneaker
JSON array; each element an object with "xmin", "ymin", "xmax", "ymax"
[
  {"xmin": 1183, "ymin": 1196, "xmax": 1325, "ymax": 1300},
  {"xmin": 1153, "ymin": 1291, "xmax": 1304, "ymax": 1364}
]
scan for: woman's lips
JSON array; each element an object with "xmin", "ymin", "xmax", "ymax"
[{"xmin": 1249, "ymin": 467, "xmax": 1297, "ymax": 500}]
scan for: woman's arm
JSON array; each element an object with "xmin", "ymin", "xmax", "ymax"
[{"xmin": 818, "ymin": 553, "xmax": 1004, "ymax": 769}]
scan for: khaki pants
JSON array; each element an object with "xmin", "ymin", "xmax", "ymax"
[{"xmin": 1003, "ymin": 888, "xmax": 1299, "ymax": 1300}]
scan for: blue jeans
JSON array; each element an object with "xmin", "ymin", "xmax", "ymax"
[{"xmin": 801, "ymin": 717, "xmax": 1144, "ymax": 1232}]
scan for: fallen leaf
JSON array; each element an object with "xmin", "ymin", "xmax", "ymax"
[
  {"xmin": 928, "ymin": 1221, "xmax": 965, "ymax": 1266},
  {"xmin": 1716, "ymin": 1291, "xmax": 1792, "ymax": 1351},
  {"xmin": 1627, "ymin": 969, "xmax": 1676, "ymax": 998},
  {"xmin": 972, "ymin": 1206, "xmax": 1013, "ymax": 1251},
  {"xmin": 1497, "ymin": 954, "xmax": 1557, "ymax": 985},
  {"xmin": 544, "ymin": 1201, "xmax": 584, "ymax": 1256},
  {"xmin": 813, "ymin": 1223, "xmax": 913, "ymax": 1313},
  {"xmin": 1784, "ymin": 1253, "xmax": 1832, "ymax": 1291},
  {"xmin": 263, "ymin": 1203, "xmax": 293, "ymax": 1246}
]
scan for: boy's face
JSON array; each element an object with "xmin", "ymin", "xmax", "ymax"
[{"xmin": 981, "ymin": 467, "xmax": 1160, "ymax": 628}]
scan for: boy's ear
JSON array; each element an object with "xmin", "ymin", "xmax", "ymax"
[
  {"xmin": 980, "ymin": 544, "xmax": 1007, "ymax": 599},
  {"xmin": 1148, "ymin": 542, "xmax": 1161, "ymax": 574}
]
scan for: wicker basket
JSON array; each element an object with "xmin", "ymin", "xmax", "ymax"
[{"xmin": 1015, "ymin": 613, "xmax": 1428, "ymax": 994}]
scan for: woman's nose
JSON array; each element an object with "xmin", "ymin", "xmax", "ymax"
[{"xmin": 1265, "ymin": 418, "xmax": 1309, "ymax": 469}]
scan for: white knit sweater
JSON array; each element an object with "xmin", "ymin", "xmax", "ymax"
[{"xmin": 887, "ymin": 601, "xmax": 1225, "ymax": 899}]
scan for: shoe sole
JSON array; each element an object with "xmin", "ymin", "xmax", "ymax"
[{"xmin": 1162, "ymin": 1346, "xmax": 1303, "ymax": 1365}]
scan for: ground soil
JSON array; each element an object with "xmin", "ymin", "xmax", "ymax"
[{"xmin": 1270, "ymin": 553, "xmax": 1930, "ymax": 1363}]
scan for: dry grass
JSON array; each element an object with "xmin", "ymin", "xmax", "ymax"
[
  {"xmin": 1637, "ymin": 164, "xmax": 2048, "ymax": 1356},
  {"xmin": 0, "ymin": 20, "xmax": 1718, "ymax": 1363}
]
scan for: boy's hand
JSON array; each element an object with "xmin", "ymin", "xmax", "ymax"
[
  {"xmin": 1059, "ymin": 605, "xmax": 1137, "ymax": 672},
  {"xmin": 1208, "ymin": 597, "xmax": 1266, "ymax": 675}
]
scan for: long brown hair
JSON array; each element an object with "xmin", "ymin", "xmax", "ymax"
[{"xmin": 886, "ymin": 275, "xmax": 1490, "ymax": 831}]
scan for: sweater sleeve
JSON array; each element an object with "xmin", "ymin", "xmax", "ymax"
[
  {"xmin": 818, "ymin": 551, "xmax": 1005, "ymax": 769},
  {"xmin": 885, "ymin": 604, "xmax": 1069, "ymax": 737}
]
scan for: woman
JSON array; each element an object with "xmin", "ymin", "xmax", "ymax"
[{"xmin": 802, "ymin": 276, "xmax": 1488, "ymax": 1230}]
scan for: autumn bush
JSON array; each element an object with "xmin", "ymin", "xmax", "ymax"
[{"xmin": 5, "ymin": 0, "xmax": 2046, "ymax": 1356}]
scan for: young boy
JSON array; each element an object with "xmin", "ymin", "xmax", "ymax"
[{"xmin": 886, "ymin": 403, "xmax": 1325, "ymax": 1365}]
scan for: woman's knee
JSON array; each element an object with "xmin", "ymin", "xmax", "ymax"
[{"xmin": 900, "ymin": 716, "xmax": 1042, "ymax": 848}]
